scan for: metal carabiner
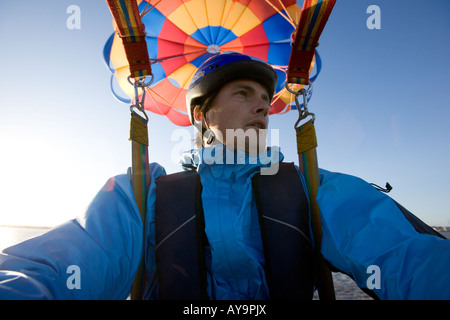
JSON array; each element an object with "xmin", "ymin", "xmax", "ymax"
[
  {"xmin": 128, "ymin": 75, "xmax": 154, "ymax": 121},
  {"xmin": 285, "ymin": 82, "xmax": 315, "ymax": 129}
]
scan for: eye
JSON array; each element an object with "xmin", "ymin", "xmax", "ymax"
[{"xmin": 235, "ymin": 90, "xmax": 248, "ymax": 98}]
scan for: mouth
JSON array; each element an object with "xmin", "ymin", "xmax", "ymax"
[{"xmin": 246, "ymin": 119, "xmax": 267, "ymax": 130}]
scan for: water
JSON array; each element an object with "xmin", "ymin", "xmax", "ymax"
[
  {"xmin": 0, "ymin": 226, "xmax": 50, "ymax": 250},
  {"xmin": 313, "ymin": 272, "xmax": 374, "ymax": 300}
]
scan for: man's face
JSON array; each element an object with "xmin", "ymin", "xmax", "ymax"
[{"xmin": 202, "ymin": 79, "xmax": 271, "ymax": 153}]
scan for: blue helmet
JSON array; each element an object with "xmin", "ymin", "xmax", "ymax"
[{"xmin": 186, "ymin": 52, "xmax": 278, "ymax": 124}]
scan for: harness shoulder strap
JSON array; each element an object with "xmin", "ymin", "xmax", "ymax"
[
  {"xmin": 252, "ymin": 162, "xmax": 314, "ymax": 299},
  {"xmin": 155, "ymin": 170, "xmax": 207, "ymax": 299}
]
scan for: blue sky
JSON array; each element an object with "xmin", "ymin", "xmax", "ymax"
[{"xmin": 0, "ymin": 0, "xmax": 449, "ymax": 227}]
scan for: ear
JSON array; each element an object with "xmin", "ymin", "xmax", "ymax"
[{"xmin": 193, "ymin": 106, "xmax": 206, "ymax": 124}]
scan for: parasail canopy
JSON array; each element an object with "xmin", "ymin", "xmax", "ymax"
[{"xmin": 104, "ymin": 0, "xmax": 319, "ymax": 126}]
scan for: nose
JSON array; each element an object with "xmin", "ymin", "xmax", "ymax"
[{"xmin": 253, "ymin": 96, "xmax": 271, "ymax": 117}]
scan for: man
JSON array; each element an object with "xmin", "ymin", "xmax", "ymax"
[{"xmin": 0, "ymin": 52, "xmax": 449, "ymax": 300}]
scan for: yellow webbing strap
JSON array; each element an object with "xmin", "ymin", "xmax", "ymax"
[{"xmin": 297, "ymin": 119, "xmax": 335, "ymax": 300}]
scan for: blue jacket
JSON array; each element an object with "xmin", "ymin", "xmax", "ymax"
[{"xmin": 0, "ymin": 146, "xmax": 449, "ymax": 299}]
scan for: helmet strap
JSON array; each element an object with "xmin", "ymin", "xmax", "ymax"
[
  {"xmin": 206, "ymin": 133, "xmax": 215, "ymax": 145},
  {"xmin": 205, "ymin": 127, "xmax": 216, "ymax": 145}
]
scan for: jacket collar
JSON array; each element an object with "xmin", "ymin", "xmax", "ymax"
[{"xmin": 178, "ymin": 145, "xmax": 284, "ymax": 175}]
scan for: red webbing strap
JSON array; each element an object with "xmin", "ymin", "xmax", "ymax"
[
  {"xmin": 106, "ymin": 0, "xmax": 151, "ymax": 79},
  {"xmin": 287, "ymin": 0, "xmax": 336, "ymax": 85}
]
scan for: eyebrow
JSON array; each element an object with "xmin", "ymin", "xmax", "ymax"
[{"xmin": 231, "ymin": 83, "xmax": 270, "ymax": 101}]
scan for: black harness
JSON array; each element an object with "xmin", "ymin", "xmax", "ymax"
[{"xmin": 154, "ymin": 162, "xmax": 315, "ymax": 299}]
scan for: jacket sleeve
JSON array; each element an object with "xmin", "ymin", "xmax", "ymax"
[
  {"xmin": 0, "ymin": 163, "xmax": 165, "ymax": 299},
  {"xmin": 317, "ymin": 169, "xmax": 450, "ymax": 299}
]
